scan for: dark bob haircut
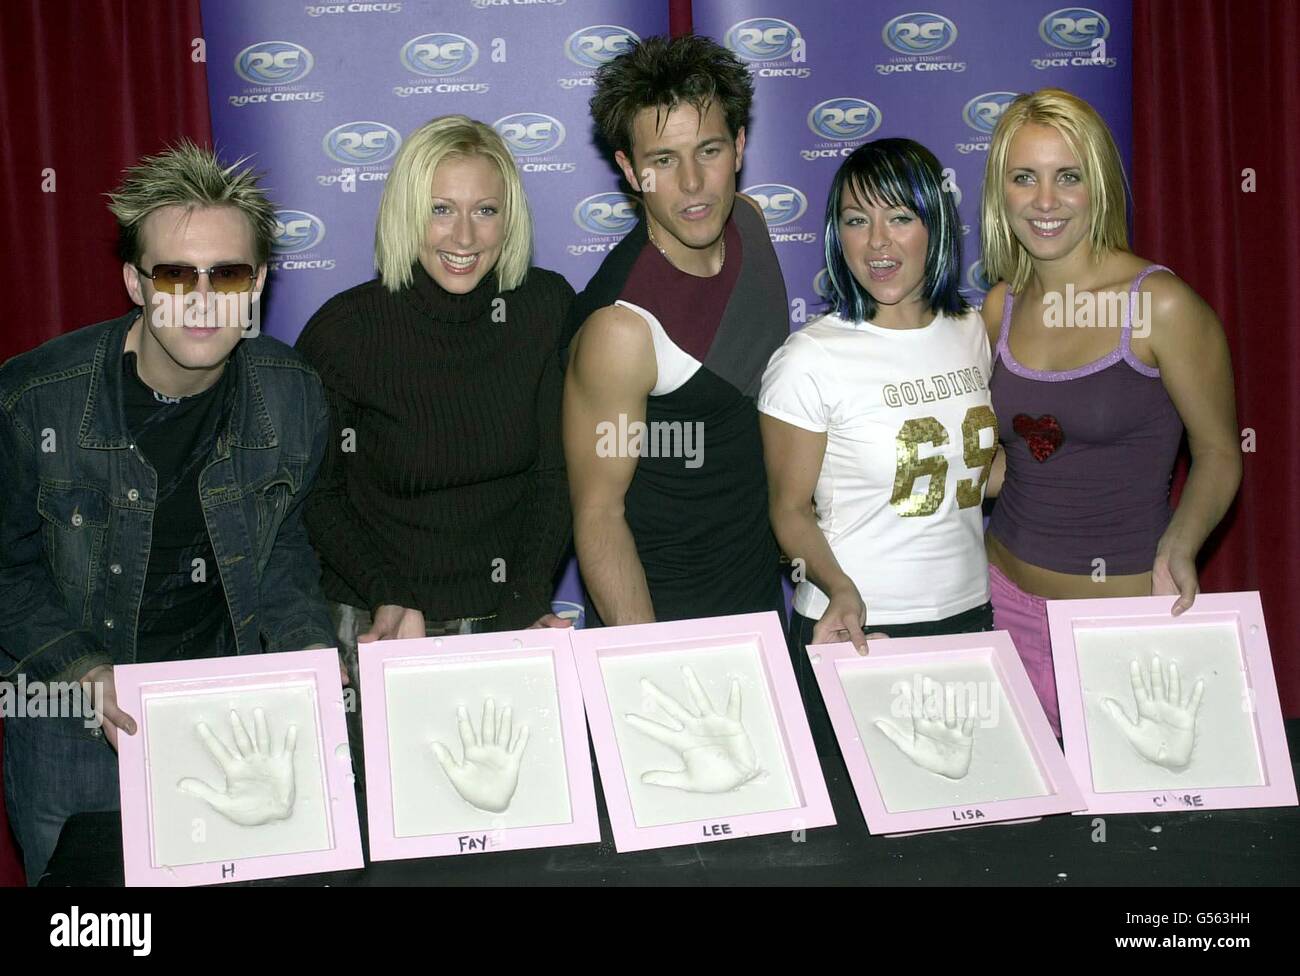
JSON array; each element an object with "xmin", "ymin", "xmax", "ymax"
[
  {"xmin": 823, "ymin": 138, "xmax": 968, "ymax": 323},
  {"xmin": 589, "ymin": 34, "xmax": 753, "ymax": 159}
]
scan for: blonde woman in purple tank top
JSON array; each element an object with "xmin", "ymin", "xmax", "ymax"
[{"xmin": 979, "ymin": 89, "xmax": 1240, "ymax": 734}]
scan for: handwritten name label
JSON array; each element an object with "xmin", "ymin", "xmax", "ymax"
[
  {"xmin": 457, "ymin": 834, "xmax": 493, "ymax": 852},
  {"xmin": 952, "ymin": 808, "xmax": 987, "ymax": 822},
  {"xmin": 701, "ymin": 822, "xmax": 733, "ymax": 837}
]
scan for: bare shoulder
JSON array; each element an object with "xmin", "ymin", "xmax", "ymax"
[
  {"xmin": 1139, "ymin": 265, "xmax": 1206, "ymax": 312},
  {"xmin": 978, "ymin": 280, "xmax": 1010, "ymax": 346},
  {"xmin": 569, "ymin": 303, "xmax": 655, "ymax": 387},
  {"xmin": 1117, "ymin": 264, "xmax": 1225, "ymax": 376},
  {"xmin": 573, "ymin": 303, "xmax": 651, "ymax": 350},
  {"xmin": 1139, "ymin": 266, "xmax": 1220, "ymax": 343}
]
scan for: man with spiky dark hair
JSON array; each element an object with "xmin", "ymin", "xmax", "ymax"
[
  {"xmin": 0, "ymin": 143, "xmax": 335, "ymax": 883},
  {"xmin": 563, "ymin": 35, "xmax": 789, "ymax": 626}
]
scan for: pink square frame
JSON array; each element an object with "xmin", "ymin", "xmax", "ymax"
[
  {"xmin": 359, "ymin": 628, "xmax": 600, "ymax": 860},
  {"xmin": 1047, "ymin": 591, "xmax": 1297, "ymax": 815},
  {"xmin": 570, "ymin": 611, "xmax": 835, "ymax": 853},
  {"xmin": 809, "ymin": 630, "xmax": 1085, "ymax": 835},
  {"xmin": 114, "ymin": 648, "xmax": 363, "ymax": 886}
]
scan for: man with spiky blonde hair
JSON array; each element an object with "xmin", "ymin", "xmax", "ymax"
[{"xmin": 0, "ymin": 142, "xmax": 336, "ymax": 883}]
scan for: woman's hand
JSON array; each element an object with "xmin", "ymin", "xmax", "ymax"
[
  {"xmin": 812, "ymin": 585, "xmax": 870, "ymax": 653},
  {"xmin": 1152, "ymin": 545, "xmax": 1198, "ymax": 616},
  {"xmin": 359, "ymin": 605, "xmax": 426, "ymax": 642}
]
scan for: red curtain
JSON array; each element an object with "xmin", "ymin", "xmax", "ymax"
[
  {"xmin": 669, "ymin": 0, "xmax": 693, "ymax": 36},
  {"xmin": 0, "ymin": 0, "xmax": 211, "ymax": 885},
  {"xmin": 1133, "ymin": 0, "xmax": 1299, "ymax": 716},
  {"xmin": 0, "ymin": 0, "xmax": 211, "ymax": 362}
]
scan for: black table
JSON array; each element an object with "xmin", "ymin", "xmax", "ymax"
[{"xmin": 42, "ymin": 721, "xmax": 1300, "ymax": 886}]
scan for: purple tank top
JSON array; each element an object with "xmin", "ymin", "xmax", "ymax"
[{"xmin": 987, "ymin": 265, "xmax": 1184, "ymax": 575}]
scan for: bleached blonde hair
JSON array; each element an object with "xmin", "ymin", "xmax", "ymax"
[
  {"xmin": 375, "ymin": 115, "xmax": 532, "ymax": 293},
  {"xmin": 105, "ymin": 140, "xmax": 276, "ymax": 265},
  {"xmin": 980, "ymin": 88, "xmax": 1130, "ymax": 292}
]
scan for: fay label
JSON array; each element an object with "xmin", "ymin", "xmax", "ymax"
[{"xmin": 457, "ymin": 832, "xmax": 502, "ymax": 853}]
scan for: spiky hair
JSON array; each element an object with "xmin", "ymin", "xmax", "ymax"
[{"xmin": 106, "ymin": 140, "xmax": 277, "ymax": 266}]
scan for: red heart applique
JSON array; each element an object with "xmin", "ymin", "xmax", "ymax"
[{"xmin": 1012, "ymin": 413, "xmax": 1064, "ymax": 462}]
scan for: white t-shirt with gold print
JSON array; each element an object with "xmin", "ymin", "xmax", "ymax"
[{"xmin": 758, "ymin": 309, "xmax": 995, "ymax": 624}]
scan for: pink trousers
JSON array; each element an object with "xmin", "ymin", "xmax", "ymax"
[{"xmin": 989, "ymin": 564, "xmax": 1061, "ymax": 736}]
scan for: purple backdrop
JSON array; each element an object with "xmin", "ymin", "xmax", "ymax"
[
  {"xmin": 692, "ymin": 0, "xmax": 1133, "ymax": 321},
  {"xmin": 201, "ymin": 0, "xmax": 669, "ymax": 627},
  {"xmin": 202, "ymin": 0, "xmax": 1130, "ymax": 628}
]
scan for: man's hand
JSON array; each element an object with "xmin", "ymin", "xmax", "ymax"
[
  {"xmin": 626, "ymin": 667, "xmax": 760, "ymax": 793},
  {"xmin": 78, "ymin": 664, "xmax": 137, "ymax": 751},
  {"xmin": 360, "ymin": 604, "xmax": 425, "ymax": 642},
  {"xmin": 527, "ymin": 613, "xmax": 574, "ymax": 629},
  {"xmin": 179, "ymin": 708, "xmax": 298, "ymax": 826}
]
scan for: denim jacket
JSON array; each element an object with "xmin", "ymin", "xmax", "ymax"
[{"xmin": 0, "ymin": 312, "xmax": 336, "ymax": 692}]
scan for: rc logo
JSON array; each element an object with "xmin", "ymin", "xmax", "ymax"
[
  {"xmin": 963, "ymin": 91, "xmax": 1018, "ymax": 134},
  {"xmin": 807, "ymin": 98, "xmax": 881, "ymax": 142},
  {"xmin": 966, "ymin": 259, "xmax": 993, "ymax": 294},
  {"xmin": 401, "ymin": 33, "xmax": 478, "ymax": 77},
  {"xmin": 565, "ymin": 25, "xmax": 639, "ymax": 69},
  {"xmin": 494, "ymin": 113, "xmax": 565, "ymax": 157},
  {"xmin": 725, "ymin": 17, "xmax": 801, "ymax": 62},
  {"xmin": 322, "ymin": 121, "xmax": 401, "ymax": 166},
  {"xmin": 743, "ymin": 183, "xmax": 808, "ymax": 227},
  {"xmin": 1039, "ymin": 7, "xmax": 1110, "ymax": 50},
  {"xmin": 272, "ymin": 211, "xmax": 326, "ymax": 254},
  {"xmin": 551, "ymin": 600, "xmax": 585, "ymax": 629},
  {"xmin": 813, "ymin": 268, "xmax": 833, "ymax": 301},
  {"xmin": 881, "ymin": 12, "xmax": 958, "ymax": 55},
  {"xmin": 573, "ymin": 192, "xmax": 639, "ymax": 236},
  {"xmin": 235, "ymin": 41, "xmax": 314, "ymax": 86}
]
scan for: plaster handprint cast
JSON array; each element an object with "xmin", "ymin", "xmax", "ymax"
[
  {"xmin": 178, "ymin": 708, "xmax": 297, "ymax": 826},
  {"xmin": 626, "ymin": 666, "xmax": 760, "ymax": 793},
  {"xmin": 431, "ymin": 699, "xmax": 529, "ymax": 814},
  {"xmin": 1102, "ymin": 657, "xmax": 1203, "ymax": 770},
  {"xmin": 874, "ymin": 675, "xmax": 975, "ymax": 780}
]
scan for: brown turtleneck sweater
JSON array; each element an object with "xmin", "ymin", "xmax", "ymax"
[{"xmin": 296, "ymin": 262, "xmax": 575, "ymax": 630}]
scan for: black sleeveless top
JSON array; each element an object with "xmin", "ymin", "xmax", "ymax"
[{"xmin": 569, "ymin": 201, "xmax": 789, "ymax": 624}]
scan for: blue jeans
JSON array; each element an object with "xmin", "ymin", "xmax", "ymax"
[{"xmin": 3, "ymin": 714, "xmax": 119, "ymax": 885}]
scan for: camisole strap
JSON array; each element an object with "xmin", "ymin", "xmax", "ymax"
[
  {"xmin": 1121, "ymin": 264, "xmax": 1174, "ymax": 377},
  {"xmin": 996, "ymin": 284, "xmax": 1015, "ymax": 359}
]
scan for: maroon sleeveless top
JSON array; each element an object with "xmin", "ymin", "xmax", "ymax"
[{"xmin": 986, "ymin": 265, "xmax": 1184, "ymax": 575}]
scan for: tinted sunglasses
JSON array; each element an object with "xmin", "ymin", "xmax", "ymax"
[{"xmin": 136, "ymin": 263, "xmax": 257, "ymax": 295}]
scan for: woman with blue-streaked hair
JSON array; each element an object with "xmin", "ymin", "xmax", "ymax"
[{"xmin": 758, "ymin": 138, "xmax": 999, "ymax": 752}]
